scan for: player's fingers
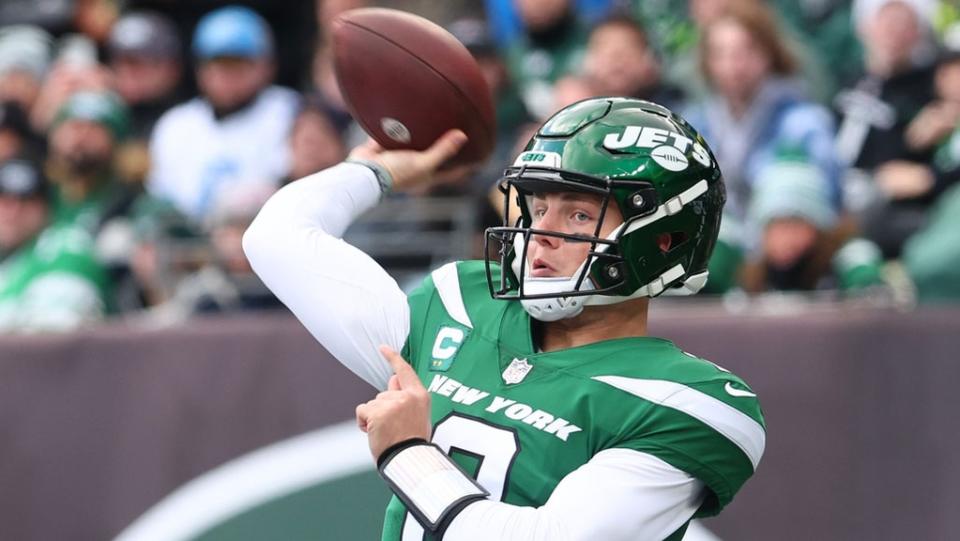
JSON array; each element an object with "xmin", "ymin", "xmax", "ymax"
[
  {"xmin": 376, "ymin": 389, "xmax": 404, "ymax": 401},
  {"xmin": 355, "ymin": 403, "xmax": 369, "ymax": 432},
  {"xmin": 421, "ymin": 129, "xmax": 467, "ymax": 169},
  {"xmin": 380, "ymin": 345, "xmax": 422, "ymax": 389},
  {"xmin": 388, "ymin": 374, "xmax": 401, "ymax": 391}
]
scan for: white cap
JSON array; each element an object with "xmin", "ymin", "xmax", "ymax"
[{"xmin": 0, "ymin": 25, "xmax": 53, "ymax": 78}]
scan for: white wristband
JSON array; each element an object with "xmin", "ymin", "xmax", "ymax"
[{"xmin": 379, "ymin": 441, "xmax": 489, "ymax": 532}]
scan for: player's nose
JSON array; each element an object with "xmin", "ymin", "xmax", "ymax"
[
  {"xmin": 532, "ymin": 209, "xmax": 566, "ymax": 248},
  {"xmin": 532, "ymin": 230, "xmax": 562, "ymax": 249}
]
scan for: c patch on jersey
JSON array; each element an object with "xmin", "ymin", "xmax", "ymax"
[{"xmin": 429, "ymin": 325, "xmax": 469, "ymax": 371}]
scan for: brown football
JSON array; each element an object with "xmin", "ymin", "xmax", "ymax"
[{"xmin": 331, "ymin": 8, "xmax": 496, "ymax": 166}]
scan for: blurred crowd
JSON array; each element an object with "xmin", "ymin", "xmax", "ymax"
[{"xmin": 1, "ymin": 0, "xmax": 959, "ymax": 334}]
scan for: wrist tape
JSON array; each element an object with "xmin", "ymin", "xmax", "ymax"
[
  {"xmin": 378, "ymin": 439, "xmax": 489, "ymax": 534},
  {"xmin": 347, "ymin": 159, "xmax": 394, "ymax": 196}
]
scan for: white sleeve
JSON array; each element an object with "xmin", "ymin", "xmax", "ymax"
[
  {"xmin": 242, "ymin": 162, "xmax": 409, "ymax": 391},
  {"xmin": 442, "ymin": 448, "xmax": 704, "ymax": 541}
]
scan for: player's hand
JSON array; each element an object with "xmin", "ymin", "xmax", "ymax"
[
  {"xmin": 355, "ymin": 345, "xmax": 432, "ymax": 461},
  {"xmin": 348, "ymin": 129, "xmax": 469, "ymax": 193}
]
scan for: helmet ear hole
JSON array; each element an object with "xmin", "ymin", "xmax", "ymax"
[
  {"xmin": 668, "ymin": 232, "xmax": 689, "ymax": 251},
  {"xmin": 657, "ymin": 232, "xmax": 689, "ymax": 253}
]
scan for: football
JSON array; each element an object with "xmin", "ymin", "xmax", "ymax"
[{"xmin": 331, "ymin": 8, "xmax": 496, "ymax": 166}]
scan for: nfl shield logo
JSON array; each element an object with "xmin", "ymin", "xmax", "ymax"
[{"xmin": 502, "ymin": 358, "xmax": 533, "ymax": 384}]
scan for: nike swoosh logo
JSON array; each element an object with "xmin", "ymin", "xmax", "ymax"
[{"xmin": 725, "ymin": 382, "xmax": 757, "ymax": 398}]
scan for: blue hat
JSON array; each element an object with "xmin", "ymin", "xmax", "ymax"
[{"xmin": 192, "ymin": 6, "xmax": 273, "ymax": 59}]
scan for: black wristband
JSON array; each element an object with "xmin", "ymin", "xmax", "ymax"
[{"xmin": 435, "ymin": 492, "xmax": 488, "ymax": 539}]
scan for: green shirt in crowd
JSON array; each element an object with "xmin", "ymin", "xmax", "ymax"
[{"xmin": 0, "ymin": 224, "xmax": 111, "ymax": 332}]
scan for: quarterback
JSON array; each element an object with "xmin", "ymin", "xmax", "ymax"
[{"xmin": 244, "ymin": 98, "xmax": 765, "ymax": 540}]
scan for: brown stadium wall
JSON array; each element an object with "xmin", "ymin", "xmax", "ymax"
[{"xmin": 1, "ymin": 308, "xmax": 959, "ymax": 541}]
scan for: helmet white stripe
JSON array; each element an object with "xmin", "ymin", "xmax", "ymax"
[
  {"xmin": 585, "ymin": 264, "xmax": 686, "ymax": 305},
  {"xmin": 620, "ymin": 179, "xmax": 709, "ymax": 237}
]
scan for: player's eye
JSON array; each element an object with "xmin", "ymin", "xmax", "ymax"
[
  {"xmin": 532, "ymin": 207, "xmax": 547, "ymax": 219},
  {"xmin": 572, "ymin": 211, "xmax": 592, "ymax": 223}
]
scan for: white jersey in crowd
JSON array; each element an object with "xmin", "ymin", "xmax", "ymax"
[{"xmin": 148, "ymin": 85, "xmax": 298, "ymax": 221}]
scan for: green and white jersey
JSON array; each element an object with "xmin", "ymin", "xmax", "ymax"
[
  {"xmin": 0, "ymin": 224, "xmax": 110, "ymax": 332},
  {"xmin": 380, "ymin": 261, "xmax": 765, "ymax": 540},
  {"xmin": 243, "ymin": 163, "xmax": 766, "ymax": 541}
]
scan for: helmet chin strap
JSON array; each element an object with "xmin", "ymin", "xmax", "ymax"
[
  {"xmin": 512, "ymin": 234, "xmax": 594, "ymax": 322},
  {"xmin": 511, "ymin": 234, "xmax": 708, "ymax": 322}
]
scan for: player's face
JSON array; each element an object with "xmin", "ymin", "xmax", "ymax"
[{"xmin": 525, "ymin": 192, "xmax": 623, "ymax": 277}]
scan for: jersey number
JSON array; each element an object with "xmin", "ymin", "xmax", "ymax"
[{"xmin": 401, "ymin": 414, "xmax": 520, "ymax": 540}]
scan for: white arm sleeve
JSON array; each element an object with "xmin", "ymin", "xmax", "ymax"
[
  {"xmin": 242, "ymin": 162, "xmax": 409, "ymax": 390},
  {"xmin": 442, "ymin": 448, "xmax": 704, "ymax": 541}
]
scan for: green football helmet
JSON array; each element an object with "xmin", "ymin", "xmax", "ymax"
[{"xmin": 485, "ymin": 97, "xmax": 725, "ymax": 321}]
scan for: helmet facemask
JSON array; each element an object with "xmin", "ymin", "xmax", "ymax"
[{"xmin": 485, "ymin": 165, "xmax": 658, "ymax": 321}]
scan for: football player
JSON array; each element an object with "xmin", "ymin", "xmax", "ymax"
[{"xmin": 244, "ymin": 98, "xmax": 765, "ymax": 540}]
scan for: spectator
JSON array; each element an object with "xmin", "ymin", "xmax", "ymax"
[
  {"xmin": 118, "ymin": 197, "xmax": 199, "ymax": 312},
  {"xmin": 448, "ymin": 17, "xmax": 532, "ymax": 196},
  {"xmin": 0, "ymin": 1, "xmax": 72, "ymax": 32},
  {"xmin": 768, "ymin": 0, "xmax": 864, "ymax": 96},
  {"xmin": 74, "ymin": 0, "xmax": 120, "ymax": 44},
  {"xmin": 148, "ymin": 6, "xmax": 298, "ymax": 222},
  {"xmin": 484, "ymin": 0, "xmax": 616, "ymax": 49},
  {"xmin": 0, "ymin": 101, "xmax": 40, "ymax": 162},
  {"xmin": 683, "ymin": 1, "xmax": 840, "ymax": 232},
  {"xmin": 107, "ymin": 11, "xmax": 185, "ymax": 141},
  {"xmin": 899, "ymin": 46, "xmax": 960, "ymax": 194},
  {"xmin": 137, "ymin": 183, "xmax": 282, "ymax": 325},
  {"xmin": 836, "ymin": 0, "xmax": 940, "ymax": 258},
  {"xmin": 835, "ymin": 0, "xmax": 937, "ymax": 169},
  {"xmin": 739, "ymin": 158, "xmax": 884, "ymax": 292},
  {"xmin": 108, "ymin": 11, "xmax": 187, "ymax": 186},
  {"xmin": 551, "ymin": 75, "xmax": 596, "ymax": 111},
  {"xmin": 629, "ymin": 0, "xmax": 698, "ymax": 65},
  {"xmin": 309, "ymin": 42, "xmax": 360, "ymax": 145},
  {"xmin": 581, "ymin": 14, "xmax": 684, "ymax": 109},
  {"xmin": 309, "ymin": 0, "xmax": 371, "ymax": 146},
  {"xmin": 505, "ymin": 0, "xmax": 589, "ymax": 119},
  {"xmin": 29, "ymin": 33, "xmax": 112, "ymax": 134},
  {"xmin": 284, "ymin": 95, "xmax": 347, "ymax": 183},
  {"xmin": 902, "ymin": 182, "xmax": 960, "ymax": 302},
  {"xmin": 636, "ymin": 0, "xmax": 831, "ymax": 103},
  {"xmin": 0, "ymin": 159, "xmax": 111, "ymax": 332},
  {"xmin": 46, "ymin": 90, "xmax": 137, "ymax": 235},
  {"xmin": 449, "ymin": 18, "xmax": 531, "ymax": 148},
  {"xmin": 0, "ymin": 25, "xmax": 52, "ymax": 114}
]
